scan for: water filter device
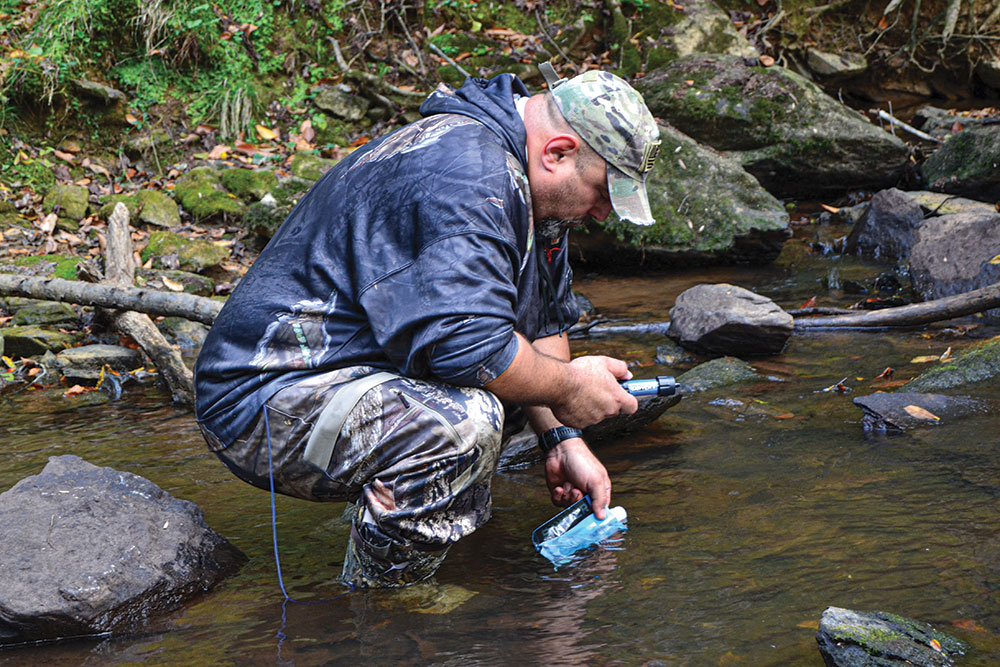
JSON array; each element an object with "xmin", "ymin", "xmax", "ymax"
[
  {"xmin": 620, "ymin": 375, "xmax": 679, "ymax": 397},
  {"xmin": 532, "ymin": 495, "xmax": 628, "ymax": 567}
]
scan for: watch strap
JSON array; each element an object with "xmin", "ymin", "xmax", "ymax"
[{"xmin": 538, "ymin": 426, "xmax": 583, "ymax": 454}]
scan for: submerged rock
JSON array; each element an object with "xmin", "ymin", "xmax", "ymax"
[
  {"xmin": 903, "ymin": 336, "xmax": 1000, "ymax": 392},
  {"xmin": 669, "ymin": 283, "xmax": 792, "ymax": 356},
  {"xmin": 56, "ymin": 344, "xmax": 142, "ymax": 381},
  {"xmin": 676, "ymin": 356, "xmax": 762, "ymax": 392},
  {"xmin": 853, "ymin": 391, "xmax": 987, "ymax": 432},
  {"xmin": 816, "ymin": 606, "xmax": 966, "ymax": 666},
  {"xmin": 845, "ymin": 188, "xmax": 923, "ymax": 262},
  {"xmin": 638, "ymin": 54, "xmax": 907, "ymax": 198},
  {"xmin": 576, "ymin": 123, "xmax": 790, "ymax": 268},
  {"xmin": 0, "ymin": 455, "xmax": 246, "ymax": 645},
  {"xmin": 908, "ymin": 211, "xmax": 1000, "ymax": 319}
]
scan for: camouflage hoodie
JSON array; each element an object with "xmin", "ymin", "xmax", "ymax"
[{"xmin": 194, "ymin": 74, "xmax": 579, "ymax": 446}]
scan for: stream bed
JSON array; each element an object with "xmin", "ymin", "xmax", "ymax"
[{"xmin": 2, "ymin": 229, "xmax": 1000, "ymax": 665}]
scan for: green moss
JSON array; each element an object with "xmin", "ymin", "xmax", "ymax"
[
  {"xmin": 173, "ymin": 167, "xmax": 246, "ymax": 221},
  {"xmin": 220, "ymin": 168, "xmax": 278, "ymax": 202},
  {"xmin": 11, "ymin": 254, "xmax": 84, "ymax": 280},
  {"xmin": 141, "ymin": 230, "xmax": 230, "ymax": 273},
  {"xmin": 904, "ymin": 336, "xmax": 1000, "ymax": 391}
]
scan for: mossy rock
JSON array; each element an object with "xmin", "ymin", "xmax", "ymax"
[
  {"xmin": 903, "ymin": 336, "xmax": 1000, "ymax": 392},
  {"xmin": 156, "ymin": 317, "xmax": 210, "ymax": 349},
  {"xmin": 242, "ymin": 177, "xmax": 312, "ymax": 242},
  {"xmin": 638, "ymin": 54, "xmax": 908, "ymax": 197},
  {"xmin": 42, "ymin": 184, "xmax": 90, "ymax": 220},
  {"xmin": 677, "ymin": 356, "xmax": 762, "ymax": 392},
  {"xmin": 0, "ymin": 254, "xmax": 84, "ymax": 280},
  {"xmin": 11, "ymin": 301, "xmax": 78, "ymax": 326},
  {"xmin": 125, "ymin": 130, "xmax": 173, "ymax": 162},
  {"xmin": 140, "ymin": 230, "xmax": 229, "ymax": 273},
  {"xmin": 99, "ymin": 190, "xmax": 180, "ymax": 228},
  {"xmin": 137, "ymin": 268, "xmax": 215, "ymax": 296},
  {"xmin": 288, "ymin": 153, "xmax": 338, "ymax": 182},
  {"xmin": 0, "ymin": 325, "xmax": 79, "ymax": 357},
  {"xmin": 575, "ymin": 123, "xmax": 790, "ymax": 268},
  {"xmin": 0, "ymin": 212, "xmax": 34, "ymax": 231},
  {"xmin": 922, "ymin": 126, "xmax": 1000, "ymax": 200},
  {"xmin": 56, "ymin": 344, "xmax": 142, "ymax": 381},
  {"xmin": 220, "ymin": 168, "xmax": 278, "ymax": 202},
  {"xmin": 173, "ymin": 167, "xmax": 246, "ymax": 221}
]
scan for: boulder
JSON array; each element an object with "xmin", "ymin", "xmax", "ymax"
[
  {"xmin": 313, "ymin": 86, "xmax": 370, "ymax": 121},
  {"xmin": 906, "ymin": 190, "xmax": 996, "ymax": 217},
  {"xmin": 655, "ymin": 341, "xmax": 697, "ymax": 366},
  {"xmin": 676, "ymin": 356, "xmax": 762, "ymax": 392},
  {"xmin": 922, "ymin": 125, "xmax": 1000, "ymax": 199},
  {"xmin": 156, "ymin": 317, "xmax": 211, "ymax": 349},
  {"xmin": 10, "ymin": 300, "xmax": 78, "ymax": 327},
  {"xmin": 669, "ymin": 283, "xmax": 793, "ymax": 356},
  {"xmin": 288, "ymin": 153, "xmax": 338, "ymax": 182},
  {"xmin": 576, "ymin": 123, "xmax": 790, "ymax": 268},
  {"xmin": 43, "ymin": 184, "xmax": 90, "ymax": 221},
  {"xmin": 911, "ymin": 106, "xmax": 994, "ymax": 142},
  {"xmin": 852, "ymin": 391, "xmax": 987, "ymax": 432},
  {"xmin": 219, "ymin": 167, "xmax": 278, "ymax": 202},
  {"xmin": 805, "ymin": 49, "xmax": 868, "ymax": 79},
  {"xmin": 845, "ymin": 188, "xmax": 924, "ymax": 261},
  {"xmin": 816, "ymin": 606, "xmax": 966, "ymax": 666},
  {"xmin": 903, "ymin": 336, "xmax": 1000, "ymax": 392},
  {"xmin": 70, "ymin": 78, "xmax": 126, "ymax": 105},
  {"xmin": 908, "ymin": 211, "xmax": 1000, "ymax": 319},
  {"xmin": 173, "ymin": 167, "xmax": 246, "ymax": 221},
  {"xmin": 56, "ymin": 344, "xmax": 143, "ymax": 381},
  {"xmin": 0, "ymin": 456, "xmax": 245, "ymax": 645},
  {"xmin": 661, "ymin": 0, "xmax": 757, "ymax": 62},
  {"xmin": 140, "ymin": 230, "xmax": 230, "ymax": 274},
  {"xmin": 0, "ymin": 325, "xmax": 78, "ymax": 357},
  {"xmin": 637, "ymin": 54, "xmax": 908, "ymax": 198},
  {"xmin": 138, "ymin": 268, "xmax": 215, "ymax": 296}
]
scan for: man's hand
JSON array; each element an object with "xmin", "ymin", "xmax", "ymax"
[
  {"xmin": 548, "ymin": 355, "xmax": 638, "ymax": 429},
  {"xmin": 543, "ymin": 437, "xmax": 611, "ymax": 519}
]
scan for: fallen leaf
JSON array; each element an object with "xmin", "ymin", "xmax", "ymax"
[
  {"xmin": 951, "ymin": 619, "xmax": 988, "ymax": 632},
  {"xmin": 904, "ymin": 404, "xmax": 940, "ymax": 421},
  {"xmin": 820, "ymin": 203, "xmax": 839, "ymax": 214},
  {"xmin": 910, "ymin": 355, "xmax": 942, "ymax": 363},
  {"xmin": 38, "ymin": 212, "xmax": 57, "ymax": 234},
  {"xmin": 207, "ymin": 144, "xmax": 231, "ymax": 160},
  {"xmin": 877, "ymin": 15, "xmax": 890, "ymax": 30},
  {"xmin": 988, "ymin": 254, "xmax": 1000, "ymax": 265},
  {"xmin": 759, "ymin": 54, "xmax": 775, "ymax": 67},
  {"xmin": 161, "ymin": 276, "xmax": 185, "ymax": 292},
  {"xmin": 874, "ymin": 366, "xmax": 894, "ymax": 380},
  {"xmin": 62, "ymin": 384, "xmax": 93, "ymax": 397},
  {"xmin": 300, "ymin": 119, "xmax": 315, "ymax": 142},
  {"xmin": 256, "ymin": 124, "xmax": 277, "ymax": 141},
  {"xmin": 53, "ymin": 149, "xmax": 75, "ymax": 163},
  {"xmin": 125, "ymin": 113, "xmax": 139, "ymax": 125},
  {"xmin": 799, "ymin": 296, "xmax": 818, "ymax": 309},
  {"xmin": 939, "ymin": 346, "xmax": 952, "ymax": 361},
  {"xmin": 929, "ymin": 638, "xmax": 942, "ymax": 652},
  {"xmin": 775, "ymin": 413, "xmax": 795, "ymax": 419}
]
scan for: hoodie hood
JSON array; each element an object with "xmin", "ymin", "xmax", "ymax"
[{"xmin": 420, "ymin": 74, "xmax": 530, "ymax": 168}]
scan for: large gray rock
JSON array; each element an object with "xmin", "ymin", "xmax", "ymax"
[
  {"xmin": 853, "ymin": 392, "xmax": 987, "ymax": 433},
  {"xmin": 669, "ymin": 283, "xmax": 793, "ymax": 356},
  {"xmin": 903, "ymin": 336, "xmax": 1000, "ymax": 392},
  {"xmin": 845, "ymin": 188, "xmax": 924, "ymax": 261},
  {"xmin": 638, "ymin": 54, "xmax": 908, "ymax": 198},
  {"xmin": 816, "ymin": 606, "xmax": 966, "ymax": 666},
  {"xmin": 0, "ymin": 456, "xmax": 246, "ymax": 645},
  {"xmin": 313, "ymin": 86, "xmax": 370, "ymax": 121},
  {"xmin": 906, "ymin": 190, "xmax": 997, "ymax": 217},
  {"xmin": 922, "ymin": 125, "xmax": 1000, "ymax": 199},
  {"xmin": 575, "ymin": 123, "xmax": 791, "ymax": 268},
  {"xmin": 56, "ymin": 344, "xmax": 143, "ymax": 381},
  {"xmin": 662, "ymin": 0, "xmax": 757, "ymax": 61},
  {"xmin": 908, "ymin": 211, "xmax": 1000, "ymax": 319}
]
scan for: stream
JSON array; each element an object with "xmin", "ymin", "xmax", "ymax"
[{"xmin": 2, "ymin": 223, "xmax": 1000, "ymax": 665}]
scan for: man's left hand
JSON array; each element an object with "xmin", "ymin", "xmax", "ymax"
[{"xmin": 543, "ymin": 437, "xmax": 611, "ymax": 520}]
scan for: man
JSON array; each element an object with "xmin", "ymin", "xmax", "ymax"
[{"xmin": 194, "ymin": 63, "xmax": 662, "ymax": 587}]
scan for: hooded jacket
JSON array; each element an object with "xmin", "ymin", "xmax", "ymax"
[{"xmin": 194, "ymin": 74, "xmax": 580, "ymax": 446}]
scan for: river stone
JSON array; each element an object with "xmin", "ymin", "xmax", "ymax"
[
  {"xmin": 664, "ymin": 0, "xmax": 756, "ymax": 61},
  {"xmin": 156, "ymin": 317, "xmax": 210, "ymax": 349},
  {"xmin": 816, "ymin": 606, "xmax": 966, "ymax": 666},
  {"xmin": 0, "ymin": 455, "xmax": 246, "ymax": 645},
  {"xmin": 655, "ymin": 341, "xmax": 697, "ymax": 366},
  {"xmin": 806, "ymin": 49, "xmax": 868, "ymax": 78},
  {"xmin": 908, "ymin": 211, "xmax": 1000, "ymax": 319},
  {"xmin": 669, "ymin": 283, "xmax": 792, "ymax": 356},
  {"xmin": 912, "ymin": 106, "xmax": 997, "ymax": 142},
  {"xmin": 574, "ymin": 123, "xmax": 790, "ymax": 268},
  {"xmin": 638, "ymin": 54, "xmax": 908, "ymax": 198},
  {"xmin": 676, "ymin": 356, "xmax": 761, "ymax": 392},
  {"xmin": 173, "ymin": 167, "xmax": 246, "ymax": 221},
  {"xmin": 906, "ymin": 190, "xmax": 996, "ymax": 217},
  {"xmin": 141, "ymin": 230, "xmax": 229, "ymax": 274},
  {"xmin": 0, "ymin": 325, "xmax": 78, "ymax": 357},
  {"xmin": 313, "ymin": 86, "xmax": 370, "ymax": 121},
  {"xmin": 903, "ymin": 336, "xmax": 1000, "ymax": 392},
  {"xmin": 853, "ymin": 391, "xmax": 987, "ymax": 432},
  {"xmin": 138, "ymin": 268, "xmax": 215, "ymax": 296},
  {"xmin": 10, "ymin": 300, "xmax": 78, "ymax": 326},
  {"xmin": 922, "ymin": 125, "xmax": 1000, "ymax": 199},
  {"xmin": 70, "ymin": 78, "xmax": 126, "ymax": 105},
  {"xmin": 43, "ymin": 184, "xmax": 90, "ymax": 221},
  {"xmin": 56, "ymin": 344, "xmax": 143, "ymax": 381},
  {"xmin": 498, "ymin": 394, "xmax": 681, "ymax": 469},
  {"xmin": 845, "ymin": 188, "xmax": 924, "ymax": 261},
  {"xmin": 288, "ymin": 153, "xmax": 338, "ymax": 182}
]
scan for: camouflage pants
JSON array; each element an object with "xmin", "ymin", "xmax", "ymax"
[{"xmin": 201, "ymin": 366, "xmax": 508, "ymax": 588}]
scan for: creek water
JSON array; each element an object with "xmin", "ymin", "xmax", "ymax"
[{"xmin": 2, "ymin": 226, "xmax": 1000, "ymax": 665}]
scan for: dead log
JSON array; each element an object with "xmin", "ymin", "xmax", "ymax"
[
  {"xmin": 100, "ymin": 204, "xmax": 195, "ymax": 406},
  {"xmin": 794, "ymin": 282, "xmax": 1000, "ymax": 329},
  {"xmin": 0, "ymin": 274, "xmax": 221, "ymax": 325}
]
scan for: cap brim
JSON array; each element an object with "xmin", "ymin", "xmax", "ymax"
[{"xmin": 607, "ymin": 165, "xmax": 655, "ymax": 226}]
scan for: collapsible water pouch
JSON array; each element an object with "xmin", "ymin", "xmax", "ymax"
[{"xmin": 531, "ymin": 495, "xmax": 628, "ymax": 567}]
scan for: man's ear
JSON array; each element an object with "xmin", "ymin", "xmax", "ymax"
[{"xmin": 540, "ymin": 134, "xmax": 580, "ymax": 173}]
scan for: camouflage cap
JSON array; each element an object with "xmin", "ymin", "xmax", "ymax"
[{"xmin": 541, "ymin": 63, "xmax": 661, "ymax": 226}]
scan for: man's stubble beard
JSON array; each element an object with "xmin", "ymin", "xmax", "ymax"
[{"xmin": 536, "ymin": 216, "xmax": 590, "ymax": 243}]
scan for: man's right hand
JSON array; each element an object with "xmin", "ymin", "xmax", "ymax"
[{"xmin": 549, "ymin": 355, "xmax": 638, "ymax": 428}]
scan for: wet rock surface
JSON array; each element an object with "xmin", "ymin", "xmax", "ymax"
[
  {"xmin": 676, "ymin": 356, "xmax": 763, "ymax": 392},
  {"xmin": 816, "ymin": 606, "xmax": 966, "ymax": 666},
  {"xmin": 903, "ymin": 335, "xmax": 1000, "ymax": 392},
  {"xmin": 56, "ymin": 344, "xmax": 143, "ymax": 381},
  {"xmin": 669, "ymin": 283, "xmax": 792, "ymax": 356},
  {"xmin": 0, "ymin": 455, "xmax": 246, "ymax": 646},
  {"xmin": 922, "ymin": 125, "xmax": 1000, "ymax": 199},
  {"xmin": 853, "ymin": 391, "xmax": 987, "ymax": 432},
  {"xmin": 845, "ymin": 188, "xmax": 924, "ymax": 261}
]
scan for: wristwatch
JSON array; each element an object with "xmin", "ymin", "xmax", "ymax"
[{"xmin": 538, "ymin": 426, "xmax": 583, "ymax": 454}]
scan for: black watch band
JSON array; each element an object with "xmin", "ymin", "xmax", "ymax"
[{"xmin": 538, "ymin": 426, "xmax": 583, "ymax": 454}]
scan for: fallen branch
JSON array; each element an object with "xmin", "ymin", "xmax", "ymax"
[
  {"xmin": 100, "ymin": 204, "xmax": 194, "ymax": 406},
  {"xmin": 876, "ymin": 109, "xmax": 942, "ymax": 143},
  {"xmin": 0, "ymin": 274, "xmax": 222, "ymax": 325},
  {"xmin": 794, "ymin": 282, "xmax": 1000, "ymax": 329}
]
